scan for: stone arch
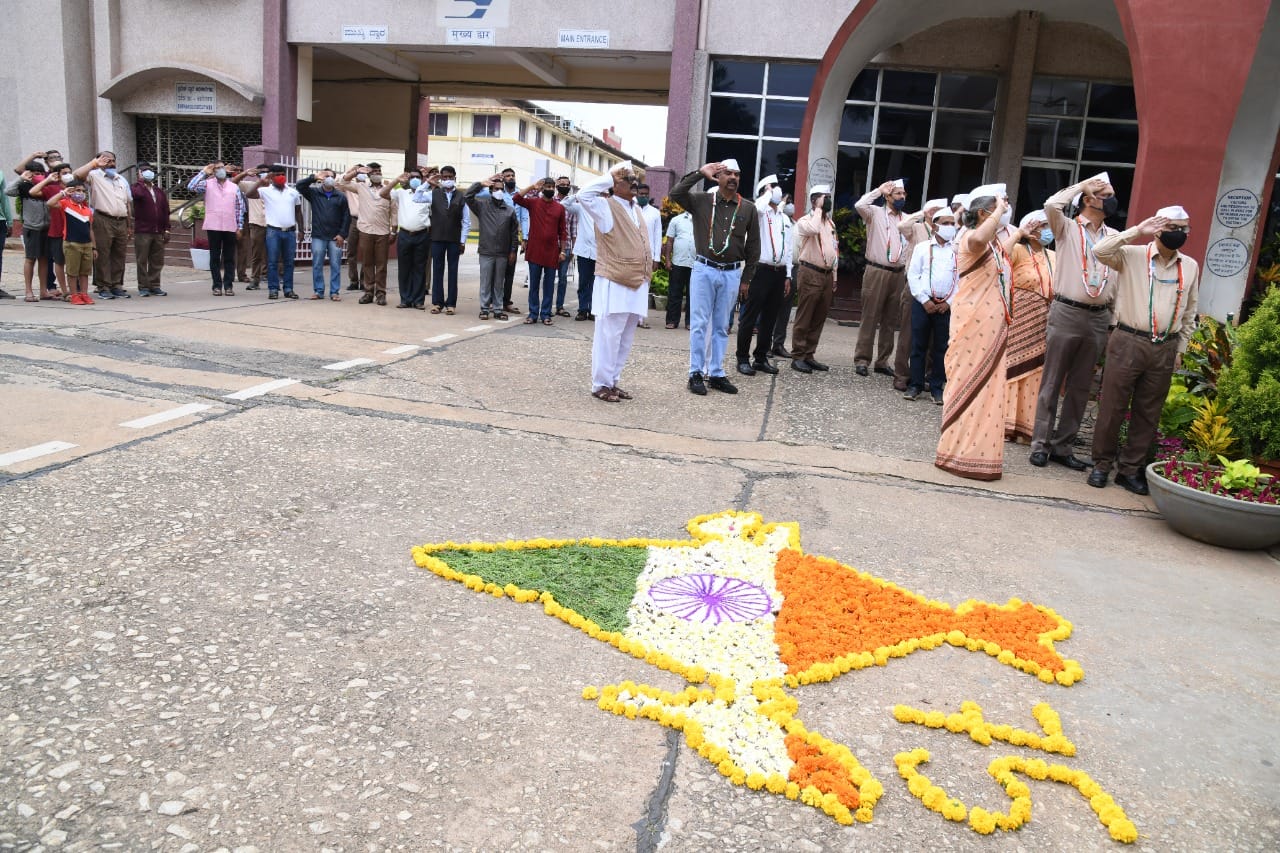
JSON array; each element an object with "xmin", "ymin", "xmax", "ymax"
[{"xmin": 99, "ymin": 63, "xmax": 264, "ymax": 105}]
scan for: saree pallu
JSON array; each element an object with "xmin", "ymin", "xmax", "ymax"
[
  {"xmin": 936, "ymin": 236, "xmax": 1009, "ymax": 481},
  {"xmin": 1003, "ymin": 246, "xmax": 1055, "ymax": 442}
]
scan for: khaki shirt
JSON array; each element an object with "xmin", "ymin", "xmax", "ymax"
[
  {"xmin": 793, "ymin": 210, "xmax": 839, "ymax": 279},
  {"xmin": 1044, "ymin": 184, "xmax": 1119, "ymax": 305},
  {"xmin": 86, "ymin": 169, "xmax": 132, "ymax": 218},
  {"xmin": 238, "ymin": 179, "xmax": 266, "ymax": 227},
  {"xmin": 1093, "ymin": 227, "xmax": 1200, "ymax": 348},
  {"xmin": 344, "ymin": 185, "xmax": 363, "ymax": 219},
  {"xmin": 337, "ymin": 180, "xmax": 394, "ymax": 235},
  {"xmin": 855, "ymin": 190, "xmax": 909, "ymax": 266}
]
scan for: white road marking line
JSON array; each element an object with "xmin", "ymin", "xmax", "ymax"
[
  {"xmin": 322, "ymin": 357, "xmax": 377, "ymax": 371},
  {"xmin": 383, "ymin": 344, "xmax": 420, "ymax": 355},
  {"xmin": 224, "ymin": 378, "xmax": 300, "ymax": 400},
  {"xmin": 425, "ymin": 333, "xmax": 457, "ymax": 343},
  {"xmin": 464, "ymin": 324, "xmax": 492, "ymax": 332},
  {"xmin": 0, "ymin": 441, "xmax": 79, "ymax": 468},
  {"xmin": 120, "ymin": 403, "xmax": 213, "ymax": 429}
]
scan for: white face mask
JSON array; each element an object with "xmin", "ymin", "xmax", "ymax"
[
  {"xmin": 770, "ymin": 187, "xmax": 783, "ymax": 205},
  {"xmin": 936, "ymin": 224, "xmax": 957, "ymax": 241},
  {"xmin": 492, "ymin": 190, "xmax": 506, "ymax": 203},
  {"xmin": 356, "ymin": 174, "xmax": 368, "ymax": 183},
  {"xmin": 442, "ymin": 179, "xmax": 456, "ymax": 189},
  {"xmin": 783, "ymin": 204, "xmax": 795, "ymax": 217},
  {"xmin": 998, "ymin": 207, "xmax": 1013, "ymax": 228}
]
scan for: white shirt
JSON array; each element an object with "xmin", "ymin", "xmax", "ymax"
[
  {"xmin": 390, "ymin": 187, "xmax": 432, "ymax": 232},
  {"xmin": 754, "ymin": 200, "xmax": 794, "ymax": 276},
  {"xmin": 665, "ymin": 213, "xmax": 695, "ymax": 268},
  {"xmin": 639, "ymin": 203, "xmax": 662, "ymax": 261},
  {"xmin": 577, "ymin": 173, "xmax": 650, "ymax": 316},
  {"xmin": 907, "ymin": 237, "xmax": 958, "ymax": 305},
  {"xmin": 259, "ymin": 185, "xmax": 302, "ymax": 228},
  {"xmin": 566, "ymin": 196, "xmax": 596, "ymax": 259}
]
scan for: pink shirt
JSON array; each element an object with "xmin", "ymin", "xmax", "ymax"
[{"xmin": 203, "ymin": 178, "xmax": 240, "ymax": 233}]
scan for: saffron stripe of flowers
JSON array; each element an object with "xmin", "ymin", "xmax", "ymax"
[{"xmin": 892, "ymin": 700, "xmax": 1077, "ymax": 756}]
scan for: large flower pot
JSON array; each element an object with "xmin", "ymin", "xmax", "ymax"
[
  {"xmin": 189, "ymin": 248, "xmax": 210, "ymax": 270},
  {"xmin": 653, "ymin": 295, "xmax": 668, "ymax": 311},
  {"xmin": 1146, "ymin": 462, "xmax": 1280, "ymax": 550}
]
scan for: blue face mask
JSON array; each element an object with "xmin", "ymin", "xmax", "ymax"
[
  {"xmin": 141, "ymin": 169, "xmax": 155, "ymax": 181},
  {"xmin": 103, "ymin": 167, "xmax": 117, "ymax": 178},
  {"xmin": 409, "ymin": 177, "xmax": 422, "ymax": 190},
  {"xmin": 1039, "ymin": 228, "xmax": 1054, "ymax": 246}
]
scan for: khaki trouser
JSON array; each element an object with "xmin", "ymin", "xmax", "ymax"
[
  {"xmin": 247, "ymin": 224, "xmax": 267, "ymax": 282},
  {"xmin": 855, "ymin": 264, "xmax": 905, "ymax": 369},
  {"xmin": 790, "ymin": 265, "xmax": 834, "ymax": 361},
  {"xmin": 134, "ymin": 233, "xmax": 166, "ymax": 291},
  {"xmin": 359, "ymin": 231, "xmax": 389, "ymax": 296},
  {"xmin": 1031, "ymin": 300, "xmax": 1111, "ymax": 456},
  {"xmin": 92, "ymin": 213, "xmax": 129, "ymax": 291},
  {"xmin": 893, "ymin": 283, "xmax": 914, "ymax": 381},
  {"xmin": 1091, "ymin": 330, "xmax": 1179, "ymax": 477}
]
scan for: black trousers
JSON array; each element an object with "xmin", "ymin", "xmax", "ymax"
[
  {"xmin": 397, "ymin": 229, "xmax": 431, "ymax": 307},
  {"xmin": 503, "ymin": 253, "xmax": 517, "ymax": 305},
  {"xmin": 207, "ymin": 230, "xmax": 237, "ymax": 290},
  {"xmin": 666, "ymin": 264, "xmax": 691, "ymax": 328},
  {"xmin": 736, "ymin": 264, "xmax": 787, "ymax": 363},
  {"xmin": 909, "ymin": 300, "xmax": 950, "ymax": 393}
]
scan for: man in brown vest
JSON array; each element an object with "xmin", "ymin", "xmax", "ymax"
[{"xmin": 577, "ymin": 162, "xmax": 652, "ymax": 402}]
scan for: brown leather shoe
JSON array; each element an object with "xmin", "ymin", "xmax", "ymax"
[{"xmin": 375, "ymin": 295, "xmax": 387, "ymax": 306}]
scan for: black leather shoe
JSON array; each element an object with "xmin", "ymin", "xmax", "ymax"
[
  {"xmin": 1086, "ymin": 468, "xmax": 1109, "ymax": 489},
  {"xmin": 771, "ymin": 346, "xmax": 791, "ymax": 359},
  {"xmin": 855, "ymin": 365, "xmax": 869, "ymax": 377},
  {"xmin": 707, "ymin": 376, "xmax": 738, "ymax": 394},
  {"xmin": 359, "ymin": 293, "xmax": 374, "ymax": 304},
  {"xmin": 1115, "ymin": 473, "xmax": 1150, "ymax": 496},
  {"xmin": 791, "ymin": 359, "xmax": 813, "ymax": 374},
  {"xmin": 688, "ymin": 372, "xmax": 707, "ymax": 396},
  {"xmin": 245, "ymin": 283, "xmax": 260, "ymax": 291},
  {"xmin": 1049, "ymin": 453, "xmax": 1089, "ymax": 471},
  {"xmin": 805, "ymin": 359, "xmax": 829, "ymax": 372},
  {"xmin": 873, "ymin": 366, "xmax": 894, "ymax": 377},
  {"xmin": 347, "ymin": 283, "xmax": 362, "ymax": 291},
  {"xmin": 737, "ymin": 362, "xmax": 756, "ymax": 376},
  {"xmin": 1029, "ymin": 451, "xmax": 1048, "ymax": 467},
  {"xmin": 752, "ymin": 360, "xmax": 779, "ymax": 375}
]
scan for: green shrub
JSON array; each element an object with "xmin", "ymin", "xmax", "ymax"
[
  {"xmin": 1159, "ymin": 379, "xmax": 1199, "ymax": 437},
  {"xmin": 1219, "ymin": 286, "xmax": 1280, "ymax": 460},
  {"xmin": 650, "ymin": 267, "xmax": 669, "ymax": 296}
]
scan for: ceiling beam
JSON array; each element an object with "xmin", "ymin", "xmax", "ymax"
[
  {"xmin": 504, "ymin": 50, "xmax": 567, "ymax": 87},
  {"xmin": 328, "ymin": 45, "xmax": 420, "ymax": 82}
]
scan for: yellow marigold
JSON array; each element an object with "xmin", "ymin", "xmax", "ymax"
[
  {"xmin": 907, "ymin": 775, "xmax": 930, "ymax": 796},
  {"xmin": 1010, "ymin": 797, "xmax": 1032, "ymax": 823},
  {"xmin": 717, "ymin": 759, "xmax": 735, "ymax": 777},
  {"xmin": 1006, "ymin": 781, "xmax": 1030, "ymax": 800},
  {"xmin": 765, "ymin": 774, "xmax": 787, "ymax": 795},
  {"xmin": 996, "ymin": 650, "xmax": 1016, "ymax": 664},
  {"xmin": 1108, "ymin": 818, "xmax": 1138, "ymax": 843},
  {"xmin": 969, "ymin": 806, "xmax": 997, "ymax": 835},
  {"xmin": 854, "ymin": 807, "xmax": 873, "ymax": 823},
  {"xmin": 744, "ymin": 772, "xmax": 766, "ymax": 791},
  {"xmin": 1023, "ymin": 758, "xmax": 1048, "ymax": 780},
  {"xmin": 581, "ymin": 686, "xmax": 599, "ymax": 700},
  {"xmin": 784, "ymin": 782, "xmax": 801, "ymax": 800},
  {"xmin": 923, "ymin": 711, "xmax": 946, "ymax": 729},
  {"xmin": 922, "ymin": 787, "xmax": 947, "ymax": 810},
  {"xmin": 944, "ymin": 713, "xmax": 966, "ymax": 733},
  {"xmin": 946, "ymin": 630, "xmax": 967, "ymax": 646},
  {"xmin": 942, "ymin": 799, "xmax": 967, "ymax": 822},
  {"xmin": 730, "ymin": 768, "xmax": 747, "ymax": 786}
]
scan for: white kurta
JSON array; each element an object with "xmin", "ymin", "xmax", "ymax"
[{"xmin": 578, "ymin": 175, "xmax": 650, "ymax": 317}]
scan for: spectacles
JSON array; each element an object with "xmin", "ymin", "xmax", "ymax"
[{"xmin": 1162, "ymin": 225, "xmax": 1189, "ymax": 234}]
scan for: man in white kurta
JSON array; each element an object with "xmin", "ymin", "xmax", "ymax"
[{"xmin": 580, "ymin": 163, "xmax": 651, "ymax": 401}]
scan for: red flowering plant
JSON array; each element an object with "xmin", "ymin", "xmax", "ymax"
[{"xmin": 1154, "ymin": 456, "xmax": 1278, "ymax": 505}]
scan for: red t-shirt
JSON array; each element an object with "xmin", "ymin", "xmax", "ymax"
[{"xmin": 35, "ymin": 184, "xmax": 66, "ymax": 238}]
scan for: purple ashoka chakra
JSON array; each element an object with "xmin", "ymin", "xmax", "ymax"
[{"xmin": 648, "ymin": 574, "xmax": 772, "ymax": 624}]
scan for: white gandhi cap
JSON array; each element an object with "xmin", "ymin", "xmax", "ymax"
[
  {"xmin": 1156, "ymin": 205, "xmax": 1190, "ymax": 221},
  {"xmin": 1019, "ymin": 209, "xmax": 1047, "ymax": 229},
  {"xmin": 1072, "ymin": 171, "xmax": 1113, "ymax": 206},
  {"xmin": 951, "ymin": 193, "xmax": 970, "ymax": 208},
  {"xmin": 719, "ymin": 158, "xmax": 741, "ymax": 172},
  {"xmin": 810, "ymin": 184, "xmax": 832, "ymax": 195},
  {"xmin": 931, "ymin": 207, "xmax": 955, "ymax": 221},
  {"xmin": 891, "ymin": 178, "xmax": 905, "ymax": 189},
  {"xmin": 924, "ymin": 197, "xmax": 949, "ymax": 212},
  {"xmin": 755, "ymin": 174, "xmax": 779, "ymax": 196},
  {"xmin": 969, "ymin": 183, "xmax": 1008, "ymax": 202}
]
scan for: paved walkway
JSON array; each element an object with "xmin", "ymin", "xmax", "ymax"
[{"xmin": 1, "ymin": 254, "xmax": 1277, "ymax": 851}]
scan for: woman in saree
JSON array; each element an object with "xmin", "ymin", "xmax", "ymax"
[
  {"xmin": 1004, "ymin": 210, "xmax": 1056, "ymax": 443},
  {"xmin": 935, "ymin": 185, "xmax": 1023, "ymax": 481}
]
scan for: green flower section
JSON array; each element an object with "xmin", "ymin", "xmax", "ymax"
[{"xmin": 433, "ymin": 544, "xmax": 650, "ymax": 633}]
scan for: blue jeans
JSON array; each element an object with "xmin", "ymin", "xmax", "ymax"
[
  {"xmin": 431, "ymin": 240, "xmax": 461, "ymax": 307},
  {"xmin": 555, "ymin": 254, "xmax": 572, "ymax": 310},
  {"xmin": 311, "ymin": 237, "xmax": 342, "ymax": 295},
  {"xmin": 688, "ymin": 262, "xmax": 740, "ymax": 378},
  {"xmin": 528, "ymin": 261, "xmax": 557, "ymax": 320},
  {"xmin": 576, "ymin": 256, "xmax": 596, "ymax": 314},
  {"xmin": 266, "ymin": 226, "xmax": 296, "ymax": 293}
]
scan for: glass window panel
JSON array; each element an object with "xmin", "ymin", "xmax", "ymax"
[
  {"xmin": 938, "ymin": 74, "xmax": 997, "ymax": 111},
  {"xmin": 1081, "ymin": 121, "xmax": 1139, "ymax": 163},
  {"xmin": 871, "ymin": 149, "xmax": 927, "ymax": 209},
  {"xmin": 768, "ymin": 63, "xmax": 817, "ymax": 98},
  {"xmin": 933, "ymin": 111, "xmax": 992, "ymax": 153},
  {"xmin": 834, "ymin": 145, "xmax": 871, "ymax": 209},
  {"xmin": 708, "ymin": 96, "xmax": 762, "ymax": 136},
  {"xmin": 1023, "ymin": 117, "xmax": 1082, "ymax": 160},
  {"xmin": 763, "ymin": 99, "xmax": 805, "ymax": 139},
  {"xmin": 1088, "ymin": 83, "xmax": 1137, "ymax": 120},
  {"xmin": 1017, "ymin": 165, "xmax": 1074, "ymax": 221},
  {"xmin": 1028, "ymin": 77, "xmax": 1087, "ymax": 117},
  {"xmin": 711, "ymin": 60, "xmax": 765, "ymax": 95},
  {"xmin": 875, "ymin": 107, "xmax": 932, "ymax": 147},
  {"xmin": 705, "ymin": 138, "xmax": 759, "ymax": 194},
  {"xmin": 929, "ymin": 153, "xmax": 987, "ymax": 203},
  {"xmin": 847, "ymin": 68, "xmax": 878, "ymax": 102},
  {"xmin": 428, "ymin": 113, "xmax": 449, "ymax": 136},
  {"xmin": 760, "ymin": 141, "xmax": 799, "ymax": 197},
  {"xmin": 839, "ymin": 104, "xmax": 874, "ymax": 144},
  {"xmin": 880, "ymin": 70, "xmax": 936, "ymax": 106}
]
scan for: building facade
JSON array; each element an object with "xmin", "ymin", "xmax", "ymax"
[{"xmin": 2, "ymin": 0, "xmax": 1276, "ymax": 318}]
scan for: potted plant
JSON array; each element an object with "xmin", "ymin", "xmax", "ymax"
[
  {"xmin": 189, "ymin": 235, "xmax": 210, "ymax": 270},
  {"xmin": 1218, "ymin": 285, "xmax": 1280, "ymax": 476},
  {"xmin": 650, "ymin": 267, "xmax": 669, "ymax": 311},
  {"xmin": 1146, "ymin": 455, "xmax": 1280, "ymax": 550}
]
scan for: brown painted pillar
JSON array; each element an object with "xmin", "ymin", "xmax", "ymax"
[
  {"xmin": 988, "ymin": 11, "xmax": 1039, "ymax": 201},
  {"xmin": 243, "ymin": 0, "xmax": 297, "ymax": 167},
  {"xmin": 662, "ymin": 0, "xmax": 701, "ymax": 173}
]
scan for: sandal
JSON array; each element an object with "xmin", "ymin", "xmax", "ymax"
[
  {"xmin": 665, "ymin": 323, "xmax": 677, "ymax": 329},
  {"xmin": 310, "ymin": 294, "xmax": 324, "ymax": 300},
  {"xmin": 479, "ymin": 311, "xmax": 490, "ymax": 320},
  {"xmin": 611, "ymin": 386, "xmax": 633, "ymax": 400},
  {"xmin": 24, "ymin": 295, "xmax": 39, "ymax": 302},
  {"xmin": 555, "ymin": 309, "xmax": 571, "ymax": 317},
  {"xmin": 523, "ymin": 316, "xmax": 537, "ymax": 325},
  {"xmin": 592, "ymin": 387, "xmax": 621, "ymax": 403},
  {"xmin": 430, "ymin": 306, "xmax": 442, "ymax": 314},
  {"xmin": 542, "ymin": 318, "xmax": 553, "ymax": 326},
  {"xmin": 494, "ymin": 312, "xmax": 509, "ymax": 321},
  {"xmin": 330, "ymin": 294, "xmax": 341, "ymax": 301},
  {"xmin": 445, "ymin": 307, "xmax": 455, "ymax": 315}
]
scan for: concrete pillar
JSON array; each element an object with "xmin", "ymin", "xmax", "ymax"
[
  {"xmin": 243, "ymin": 0, "xmax": 297, "ymax": 167},
  {"xmin": 408, "ymin": 94, "xmax": 427, "ymax": 171},
  {"xmin": 987, "ymin": 11, "xmax": 1039, "ymax": 201},
  {"xmin": 662, "ymin": 0, "xmax": 701, "ymax": 174}
]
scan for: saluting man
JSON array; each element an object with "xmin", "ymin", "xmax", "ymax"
[
  {"xmin": 892, "ymin": 197, "xmax": 950, "ymax": 391},
  {"xmin": 854, "ymin": 179, "xmax": 914, "ymax": 379},
  {"xmin": 736, "ymin": 174, "xmax": 792, "ymax": 377},
  {"xmin": 1086, "ymin": 206, "xmax": 1200, "ymax": 495}
]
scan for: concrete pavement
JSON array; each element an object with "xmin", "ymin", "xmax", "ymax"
[{"xmin": 1, "ymin": 253, "xmax": 1277, "ymax": 851}]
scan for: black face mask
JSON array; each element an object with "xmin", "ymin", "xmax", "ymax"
[
  {"xmin": 1158, "ymin": 230, "xmax": 1188, "ymax": 251},
  {"xmin": 1101, "ymin": 196, "xmax": 1119, "ymax": 217},
  {"xmin": 556, "ymin": 186, "xmax": 569, "ymax": 196},
  {"xmin": 821, "ymin": 198, "xmax": 833, "ymax": 213},
  {"xmin": 541, "ymin": 188, "xmax": 555, "ymax": 199}
]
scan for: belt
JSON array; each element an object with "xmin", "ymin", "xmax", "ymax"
[
  {"xmin": 97, "ymin": 212, "xmax": 128, "ymax": 221},
  {"xmin": 1114, "ymin": 323, "xmax": 1173, "ymax": 342},
  {"xmin": 758, "ymin": 262, "xmax": 786, "ymax": 270},
  {"xmin": 865, "ymin": 259, "xmax": 903, "ymax": 273},
  {"xmin": 695, "ymin": 255, "xmax": 741, "ymax": 271},
  {"xmin": 1054, "ymin": 295, "xmax": 1109, "ymax": 313},
  {"xmin": 268, "ymin": 225, "xmax": 296, "ymax": 232},
  {"xmin": 798, "ymin": 260, "xmax": 833, "ymax": 274}
]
